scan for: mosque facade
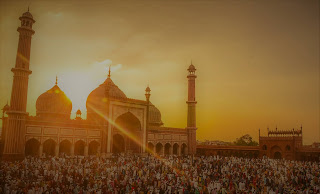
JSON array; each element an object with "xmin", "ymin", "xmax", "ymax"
[{"xmin": 0, "ymin": 11, "xmax": 198, "ymax": 160}]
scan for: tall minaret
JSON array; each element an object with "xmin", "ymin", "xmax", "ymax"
[
  {"xmin": 2, "ymin": 10, "xmax": 35, "ymax": 160},
  {"xmin": 186, "ymin": 62, "xmax": 197, "ymax": 155}
]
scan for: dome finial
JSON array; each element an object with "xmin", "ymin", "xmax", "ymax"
[
  {"xmin": 188, "ymin": 61, "xmax": 196, "ymax": 73},
  {"xmin": 55, "ymin": 75, "xmax": 58, "ymax": 85},
  {"xmin": 108, "ymin": 65, "xmax": 111, "ymax": 78},
  {"xmin": 145, "ymin": 85, "xmax": 151, "ymax": 101}
]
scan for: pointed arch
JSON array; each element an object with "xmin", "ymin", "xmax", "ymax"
[
  {"xmin": 164, "ymin": 143, "xmax": 171, "ymax": 155},
  {"xmin": 43, "ymin": 139, "xmax": 56, "ymax": 157},
  {"xmin": 59, "ymin": 139, "xmax": 71, "ymax": 156},
  {"xmin": 25, "ymin": 138, "xmax": 40, "ymax": 156},
  {"xmin": 88, "ymin": 140, "xmax": 100, "ymax": 155},
  {"xmin": 74, "ymin": 140, "xmax": 85, "ymax": 156},
  {"xmin": 271, "ymin": 145, "xmax": 282, "ymax": 159},
  {"xmin": 173, "ymin": 143, "xmax": 179, "ymax": 155},
  {"xmin": 147, "ymin": 142, "xmax": 154, "ymax": 154},
  {"xmin": 156, "ymin": 142, "xmax": 163, "ymax": 155},
  {"xmin": 181, "ymin": 143, "xmax": 188, "ymax": 155},
  {"xmin": 274, "ymin": 152, "xmax": 282, "ymax": 159},
  {"xmin": 114, "ymin": 112, "xmax": 142, "ymax": 153}
]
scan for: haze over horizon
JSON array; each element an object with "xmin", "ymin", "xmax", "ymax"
[{"xmin": 0, "ymin": 0, "xmax": 319, "ymax": 144}]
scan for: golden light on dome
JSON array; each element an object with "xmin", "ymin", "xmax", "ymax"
[{"xmin": 36, "ymin": 84, "xmax": 72, "ymax": 119}]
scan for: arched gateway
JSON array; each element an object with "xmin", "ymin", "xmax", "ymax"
[
  {"xmin": 112, "ymin": 112, "xmax": 142, "ymax": 153},
  {"xmin": 25, "ymin": 138, "xmax": 40, "ymax": 156},
  {"xmin": 274, "ymin": 152, "xmax": 282, "ymax": 159}
]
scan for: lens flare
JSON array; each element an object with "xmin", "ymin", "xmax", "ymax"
[
  {"xmin": 17, "ymin": 52, "xmax": 29, "ymax": 64},
  {"xmin": 87, "ymin": 104, "xmax": 185, "ymax": 162},
  {"xmin": 87, "ymin": 104, "xmax": 189, "ymax": 177}
]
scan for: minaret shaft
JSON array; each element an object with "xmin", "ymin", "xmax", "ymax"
[
  {"xmin": 2, "ymin": 11, "xmax": 35, "ymax": 160},
  {"xmin": 187, "ymin": 75, "xmax": 197, "ymax": 128},
  {"xmin": 186, "ymin": 64, "xmax": 197, "ymax": 155}
]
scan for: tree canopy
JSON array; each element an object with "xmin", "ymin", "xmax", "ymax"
[{"xmin": 234, "ymin": 134, "xmax": 259, "ymax": 146}]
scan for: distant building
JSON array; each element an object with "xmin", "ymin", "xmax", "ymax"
[
  {"xmin": 259, "ymin": 127, "xmax": 303, "ymax": 160},
  {"xmin": 197, "ymin": 140, "xmax": 231, "ymax": 146},
  {"xmin": 197, "ymin": 127, "xmax": 320, "ymax": 161},
  {"xmin": 0, "ymin": 10, "xmax": 198, "ymax": 160}
]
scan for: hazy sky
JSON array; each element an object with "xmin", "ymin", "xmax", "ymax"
[{"xmin": 0, "ymin": 0, "xmax": 319, "ymax": 144}]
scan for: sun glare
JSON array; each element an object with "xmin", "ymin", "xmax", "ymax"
[
  {"xmin": 59, "ymin": 72, "xmax": 103, "ymax": 119},
  {"xmin": 54, "ymin": 62, "xmax": 123, "ymax": 119}
]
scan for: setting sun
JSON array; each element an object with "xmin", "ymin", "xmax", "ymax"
[{"xmin": 0, "ymin": 1, "xmax": 319, "ymax": 193}]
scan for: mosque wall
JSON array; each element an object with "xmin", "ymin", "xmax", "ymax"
[
  {"xmin": 22, "ymin": 119, "xmax": 103, "ymax": 157},
  {"xmin": 25, "ymin": 125, "xmax": 102, "ymax": 143},
  {"xmin": 259, "ymin": 136, "xmax": 298, "ymax": 160},
  {"xmin": 147, "ymin": 132, "xmax": 188, "ymax": 145},
  {"xmin": 147, "ymin": 127, "xmax": 189, "ymax": 155}
]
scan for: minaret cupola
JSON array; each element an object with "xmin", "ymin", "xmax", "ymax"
[{"xmin": 19, "ymin": 8, "xmax": 35, "ymax": 31}]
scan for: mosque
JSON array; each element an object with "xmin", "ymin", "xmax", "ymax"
[
  {"xmin": 0, "ymin": 10, "xmax": 198, "ymax": 160},
  {"xmin": 2, "ymin": 10, "xmax": 319, "ymax": 162}
]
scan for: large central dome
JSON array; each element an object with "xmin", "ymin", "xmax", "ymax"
[
  {"xmin": 86, "ymin": 77, "xmax": 127, "ymax": 121},
  {"xmin": 86, "ymin": 76, "xmax": 163, "ymax": 126},
  {"xmin": 87, "ymin": 77, "xmax": 127, "ymax": 102},
  {"xmin": 36, "ymin": 83, "xmax": 72, "ymax": 120}
]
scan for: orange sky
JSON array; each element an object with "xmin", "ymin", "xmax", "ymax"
[{"xmin": 0, "ymin": 0, "xmax": 319, "ymax": 144}]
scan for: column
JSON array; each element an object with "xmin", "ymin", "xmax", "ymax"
[
  {"xmin": 39, "ymin": 144, "xmax": 43, "ymax": 157},
  {"xmin": 55, "ymin": 144, "xmax": 59, "ymax": 157},
  {"xmin": 106, "ymin": 103, "xmax": 112, "ymax": 156},
  {"xmin": 84, "ymin": 145, "xmax": 88, "ymax": 156},
  {"xmin": 177, "ymin": 145, "xmax": 181, "ymax": 156},
  {"xmin": 107, "ymin": 123, "xmax": 112, "ymax": 154},
  {"xmin": 71, "ymin": 143, "xmax": 75, "ymax": 156},
  {"xmin": 97, "ymin": 145, "xmax": 101, "ymax": 156},
  {"xmin": 169, "ymin": 146, "xmax": 173, "ymax": 155}
]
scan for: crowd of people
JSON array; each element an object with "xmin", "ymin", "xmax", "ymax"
[{"xmin": 1, "ymin": 154, "xmax": 319, "ymax": 193}]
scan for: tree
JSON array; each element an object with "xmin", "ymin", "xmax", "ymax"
[{"xmin": 234, "ymin": 134, "xmax": 258, "ymax": 146}]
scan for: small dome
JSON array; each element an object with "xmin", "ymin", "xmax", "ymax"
[
  {"xmin": 76, "ymin": 109, "xmax": 82, "ymax": 115},
  {"xmin": 22, "ymin": 11, "xmax": 33, "ymax": 19},
  {"xmin": 2, "ymin": 103, "xmax": 10, "ymax": 112},
  {"xmin": 145, "ymin": 86, "xmax": 151, "ymax": 92},
  {"xmin": 86, "ymin": 77, "xmax": 127, "ymax": 120},
  {"xmin": 188, "ymin": 64, "xmax": 196, "ymax": 72},
  {"xmin": 36, "ymin": 84, "xmax": 72, "ymax": 119},
  {"xmin": 149, "ymin": 103, "xmax": 163, "ymax": 126}
]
